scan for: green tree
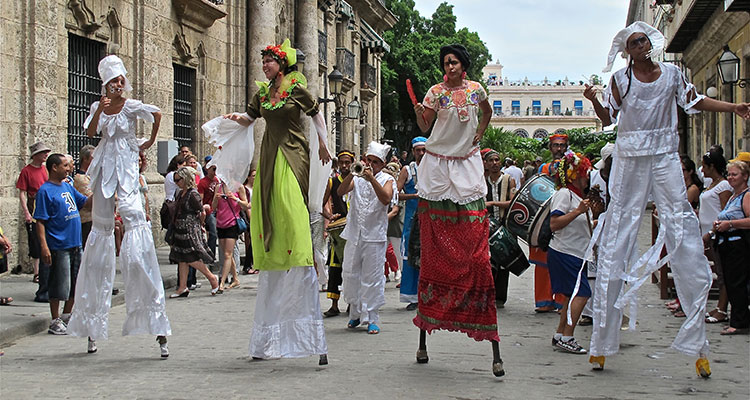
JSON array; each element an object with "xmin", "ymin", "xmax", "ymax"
[
  {"xmin": 381, "ymin": 0, "xmax": 491, "ymax": 152},
  {"xmin": 479, "ymin": 126, "xmax": 544, "ymax": 163}
]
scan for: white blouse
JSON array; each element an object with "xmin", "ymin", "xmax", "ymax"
[
  {"xmin": 84, "ymin": 99, "xmax": 160, "ymax": 199},
  {"xmin": 341, "ymin": 171, "xmax": 397, "ymax": 245},
  {"xmin": 698, "ymin": 179, "xmax": 732, "ymax": 235},
  {"xmin": 604, "ymin": 62, "xmax": 704, "ymax": 157}
]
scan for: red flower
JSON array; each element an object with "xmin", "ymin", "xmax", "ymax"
[
  {"xmin": 260, "ymin": 96, "xmax": 267, "ymax": 102},
  {"xmin": 280, "ymin": 91, "xmax": 289, "ymax": 99},
  {"xmin": 291, "ymin": 78, "xmax": 297, "ymax": 84},
  {"xmin": 218, "ymin": 146, "xmax": 223, "ymax": 150}
]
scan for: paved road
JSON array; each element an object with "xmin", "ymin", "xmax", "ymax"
[{"xmin": 1, "ymin": 268, "xmax": 748, "ymax": 399}]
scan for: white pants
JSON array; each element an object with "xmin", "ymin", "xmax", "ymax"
[
  {"xmin": 343, "ymin": 238, "xmax": 387, "ymax": 325},
  {"xmin": 589, "ymin": 152, "xmax": 711, "ymax": 357},
  {"xmin": 67, "ymin": 180, "xmax": 170, "ymax": 340},
  {"xmin": 249, "ymin": 266, "xmax": 327, "ymax": 358}
]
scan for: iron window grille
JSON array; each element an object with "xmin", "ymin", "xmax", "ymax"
[
  {"xmin": 173, "ymin": 64, "xmax": 196, "ymax": 150},
  {"xmin": 67, "ymin": 33, "xmax": 105, "ymax": 168}
]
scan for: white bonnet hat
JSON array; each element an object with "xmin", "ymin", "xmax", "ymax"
[
  {"xmin": 365, "ymin": 141, "xmax": 391, "ymax": 163},
  {"xmin": 98, "ymin": 55, "xmax": 133, "ymax": 93},
  {"xmin": 594, "ymin": 142, "xmax": 615, "ymax": 170},
  {"xmin": 602, "ymin": 21, "xmax": 665, "ymax": 73}
]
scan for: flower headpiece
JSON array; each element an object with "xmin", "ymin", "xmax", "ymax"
[
  {"xmin": 261, "ymin": 38, "xmax": 297, "ymax": 67},
  {"xmin": 556, "ymin": 150, "xmax": 592, "ymax": 188}
]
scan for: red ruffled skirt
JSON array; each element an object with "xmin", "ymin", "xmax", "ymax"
[{"xmin": 413, "ymin": 199, "xmax": 500, "ymax": 342}]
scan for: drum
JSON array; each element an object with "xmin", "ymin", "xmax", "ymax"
[
  {"xmin": 488, "ymin": 218, "xmax": 529, "ymax": 276},
  {"xmin": 505, "ymin": 174, "xmax": 556, "ymax": 247},
  {"xmin": 326, "ymin": 217, "xmax": 347, "ymax": 233}
]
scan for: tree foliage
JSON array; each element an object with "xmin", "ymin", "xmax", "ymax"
[
  {"xmin": 381, "ymin": 0, "xmax": 491, "ymax": 152},
  {"xmin": 479, "ymin": 126, "xmax": 544, "ymax": 163}
]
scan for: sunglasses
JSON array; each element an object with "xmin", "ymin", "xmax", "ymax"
[{"xmin": 174, "ymin": 176, "xmax": 182, "ymax": 183}]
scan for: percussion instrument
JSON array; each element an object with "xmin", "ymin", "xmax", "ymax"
[
  {"xmin": 505, "ymin": 174, "xmax": 556, "ymax": 247},
  {"xmin": 326, "ymin": 217, "xmax": 347, "ymax": 233},
  {"xmin": 488, "ymin": 217, "xmax": 529, "ymax": 276}
]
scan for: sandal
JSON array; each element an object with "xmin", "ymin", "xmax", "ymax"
[
  {"xmin": 367, "ymin": 323, "xmax": 380, "ymax": 334},
  {"xmin": 228, "ymin": 280, "xmax": 240, "ymax": 289},
  {"xmin": 673, "ymin": 309, "xmax": 686, "ymax": 318},
  {"xmin": 720, "ymin": 326, "xmax": 749, "ymax": 335},
  {"xmin": 0, "ymin": 297, "xmax": 12, "ymax": 305},
  {"xmin": 705, "ymin": 309, "xmax": 728, "ymax": 324}
]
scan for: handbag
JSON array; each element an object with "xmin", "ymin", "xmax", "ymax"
[{"xmin": 223, "ymin": 194, "xmax": 248, "ymax": 233}]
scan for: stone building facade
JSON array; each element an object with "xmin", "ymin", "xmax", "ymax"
[
  {"xmin": 0, "ymin": 0, "xmax": 395, "ymax": 272},
  {"xmin": 482, "ymin": 61, "xmax": 603, "ymax": 139},
  {"xmin": 627, "ymin": 0, "xmax": 750, "ymax": 161}
]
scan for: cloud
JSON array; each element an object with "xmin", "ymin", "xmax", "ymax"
[{"xmin": 412, "ymin": 0, "xmax": 630, "ymax": 83}]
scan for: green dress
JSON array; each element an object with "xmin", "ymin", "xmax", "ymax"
[{"xmin": 246, "ymin": 80, "xmax": 318, "ymax": 270}]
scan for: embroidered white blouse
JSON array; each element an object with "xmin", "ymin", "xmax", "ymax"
[{"xmin": 84, "ymin": 99, "xmax": 160, "ymax": 199}]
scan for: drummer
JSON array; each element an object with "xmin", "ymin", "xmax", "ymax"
[
  {"xmin": 321, "ymin": 149, "xmax": 355, "ymax": 317},
  {"xmin": 484, "ymin": 149, "xmax": 517, "ymax": 307},
  {"xmin": 530, "ymin": 133, "xmax": 569, "ymax": 313}
]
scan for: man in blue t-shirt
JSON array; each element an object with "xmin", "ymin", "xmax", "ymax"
[{"xmin": 34, "ymin": 153, "xmax": 91, "ymax": 335}]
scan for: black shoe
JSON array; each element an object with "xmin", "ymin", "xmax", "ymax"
[
  {"xmin": 405, "ymin": 302, "xmax": 418, "ymax": 311},
  {"xmin": 112, "ymin": 288, "xmax": 120, "ymax": 296},
  {"xmin": 579, "ymin": 316, "xmax": 593, "ymax": 326}
]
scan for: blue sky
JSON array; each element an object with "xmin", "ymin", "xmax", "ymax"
[{"xmin": 412, "ymin": 0, "xmax": 630, "ymax": 84}]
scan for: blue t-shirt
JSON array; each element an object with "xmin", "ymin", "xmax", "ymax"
[{"xmin": 33, "ymin": 181, "xmax": 87, "ymax": 250}]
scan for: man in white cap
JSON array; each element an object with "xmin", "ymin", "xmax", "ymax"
[
  {"xmin": 338, "ymin": 141, "xmax": 397, "ymax": 335},
  {"xmin": 16, "ymin": 141, "xmax": 51, "ymax": 298},
  {"xmin": 582, "ymin": 21, "xmax": 750, "ymax": 376}
]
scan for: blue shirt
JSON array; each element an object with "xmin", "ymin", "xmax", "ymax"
[{"xmin": 33, "ymin": 181, "xmax": 87, "ymax": 250}]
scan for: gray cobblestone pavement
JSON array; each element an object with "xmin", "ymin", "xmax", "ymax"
[{"xmin": 1, "ymin": 218, "xmax": 748, "ymax": 399}]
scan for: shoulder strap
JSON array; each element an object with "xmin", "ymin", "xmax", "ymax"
[{"xmin": 499, "ymin": 174, "xmax": 510, "ymax": 202}]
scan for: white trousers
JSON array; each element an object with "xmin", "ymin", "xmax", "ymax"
[
  {"xmin": 343, "ymin": 238, "xmax": 387, "ymax": 325},
  {"xmin": 249, "ymin": 266, "xmax": 327, "ymax": 358},
  {"xmin": 67, "ymin": 180, "xmax": 170, "ymax": 340},
  {"xmin": 589, "ymin": 152, "xmax": 711, "ymax": 357}
]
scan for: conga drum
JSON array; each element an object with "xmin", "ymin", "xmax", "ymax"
[
  {"xmin": 488, "ymin": 217, "xmax": 530, "ymax": 276},
  {"xmin": 505, "ymin": 174, "xmax": 556, "ymax": 247}
]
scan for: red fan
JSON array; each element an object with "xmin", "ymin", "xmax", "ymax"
[{"xmin": 406, "ymin": 79, "xmax": 418, "ymax": 105}]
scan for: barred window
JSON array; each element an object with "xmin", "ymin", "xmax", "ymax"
[
  {"xmin": 173, "ymin": 64, "xmax": 196, "ymax": 150},
  {"xmin": 67, "ymin": 33, "xmax": 105, "ymax": 167}
]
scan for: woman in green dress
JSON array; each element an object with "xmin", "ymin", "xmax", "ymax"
[{"xmin": 226, "ymin": 39, "xmax": 331, "ymax": 363}]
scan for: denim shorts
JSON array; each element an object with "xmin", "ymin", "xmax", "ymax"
[{"xmin": 48, "ymin": 247, "xmax": 81, "ymax": 301}]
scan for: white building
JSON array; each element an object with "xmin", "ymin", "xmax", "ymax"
[{"xmin": 482, "ymin": 61, "xmax": 603, "ymax": 138}]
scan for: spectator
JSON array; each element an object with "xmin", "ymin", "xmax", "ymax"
[
  {"xmin": 74, "ymin": 145, "xmax": 95, "ymax": 247},
  {"xmin": 522, "ymin": 159, "xmax": 536, "ymax": 182},
  {"xmin": 241, "ymin": 169, "xmax": 257, "ymax": 275},
  {"xmin": 399, "ymin": 150, "xmax": 409, "ymax": 167},
  {"xmin": 164, "ymin": 154, "xmax": 186, "ymax": 201},
  {"xmin": 197, "ymin": 164, "xmax": 219, "ymax": 264},
  {"xmin": 34, "ymin": 154, "xmax": 91, "ymax": 334},
  {"xmin": 168, "ymin": 166, "xmax": 220, "ymax": 297},
  {"xmin": 185, "ymin": 154, "xmax": 202, "ymax": 185},
  {"xmin": 713, "ymin": 161, "xmax": 750, "ymax": 335},
  {"xmin": 179, "ymin": 145, "xmax": 203, "ymax": 179},
  {"xmin": 484, "ymin": 150, "xmax": 516, "ymax": 307},
  {"xmin": 0, "ymin": 226, "xmax": 12, "ymax": 305},
  {"xmin": 503, "ymin": 158, "xmax": 524, "ymax": 189},
  {"xmin": 212, "ymin": 180, "xmax": 249, "ymax": 291},
  {"xmin": 16, "ymin": 141, "xmax": 50, "ymax": 298}
]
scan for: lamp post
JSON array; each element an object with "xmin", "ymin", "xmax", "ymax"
[
  {"xmin": 319, "ymin": 66, "xmax": 361, "ymax": 152},
  {"xmin": 717, "ymin": 45, "xmax": 748, "ymax": 88}
]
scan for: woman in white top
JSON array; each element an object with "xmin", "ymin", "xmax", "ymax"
[
  {"xmin": 582, "ymin": 21, "xmax": 750, "ymax": 375},
  {"xmin": 699, "ymin": 150, "xmax": 731, "ymax": 324},
  {"xmin": 67, "ymin": 55, "xmax": 171, "ymax": 358},
  {"xmin": 163, "ymin": 154, "xmax": 186, "ymax": 201}
]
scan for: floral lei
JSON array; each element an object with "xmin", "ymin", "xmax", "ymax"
[
  {"xmin": 556, "ymin": 150, "xmax": 592, "ymax": 188},
  {"xmin": 258, "ymin": 78, "xmax": 300, "ymax": 110}
]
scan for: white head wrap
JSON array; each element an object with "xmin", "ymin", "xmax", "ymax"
[
  {"xmin": 602, "ymin": 21, "xmax": 665, "ymax": 73},
  {"xmin": 594, "ymin": 142, "xmax": 615, "ymax": 170},
  {"xmin": 365, "ymin": 141, "xmax": 391, "ymax": 163},
  {"xmin": 98, "ymin": 55, "xmax": 133, "ymax": 94}
]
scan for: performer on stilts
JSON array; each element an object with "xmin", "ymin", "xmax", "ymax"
[
  {"xmin": 223, "ymin": 39, "xmax": 331, "ymax": 364},
  {"xmin": 582, "ymin": 21, "xmax": 750, "ymax": 376},
  {"xmin": 397, "ymin": 136, "xmax": 426, "ymax": 311},
  {"xmin": 412, "ymin": 44, "xmax": 504, "ymax": 377},
  {"xmin": 67, "ymin": 55, "xmax": 171, "ymax": 357}
]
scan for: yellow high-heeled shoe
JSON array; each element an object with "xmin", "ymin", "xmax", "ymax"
[
  {"xmin": 696, "ymin": 357, "xmax": 711, "ymax": 378},
  {"xmin": 589, "ymin": 355, "xmax": 605, "ymax": 370}
]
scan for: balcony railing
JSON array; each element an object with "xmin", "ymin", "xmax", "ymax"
[
  {"xmin": 361, "ymin": 63, "xmax": 377, "ymax": 90},
  {"xmin": 492, "ymin": 109, "xmax": 596, "ymax": 118},
  {"xmin": 336, "ymin": 48, "xmax": 355, "ymax": 78},
  {"xmin": 318, "ymin": 30, "xmax": 327, "ymax": 66}
]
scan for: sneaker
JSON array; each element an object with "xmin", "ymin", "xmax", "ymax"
[
  {"xmin": 87, "ymin": 337, "xmax": 97, "ymax": 353},
  {"xmin": 189, "ymin": 284, "xmax": 197, "ymax": 291},
  {"xmin": 555, "ymin": 338, "xmax": 587, "ymax": 354},
  {"xmin": 48, "ymin": 318, "xmax": 67, "ymax": 335},
  {"xmin": 61, "ymin": 313, "xmax": 71, "ymax": 325},
  {"xmin": 157, "ymin": 336, "xmax": 169, "ymax": 358},
  {"xmin": 552, "ymin": 336, "xmax": 559, "ymax": 347}
]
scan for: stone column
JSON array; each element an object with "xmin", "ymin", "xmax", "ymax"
[
  {"xmin": 248, "ymin": 0, "xmax": 278, "ymax": 164},
  {"xmin": 296, "ymin": 0, "xmax": 319, "ymax": 97}
]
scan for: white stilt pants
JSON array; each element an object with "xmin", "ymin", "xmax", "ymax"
[
  {"xmin": 589, "ymin": 152, "xmax": 711, "ymax": 357},
  {"xmin": 343, "ymin": 238, "xmax": 387, "ymax": 325},
  {"xmin": 67, "ymin": 180, "xmax": 170, "ymax": 340}
]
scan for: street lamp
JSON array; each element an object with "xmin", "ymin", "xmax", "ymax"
[
  {"xmin": 328, "ymin": 66, "xmax": 343, "ymax": 96},
  {"xmin": 717, "ymin": 45, "xmax": 747, "ymax": 88},
  {"xmin": 347, "ymin": 96, "xmax": 361, "ymax": 119},
  {"xmin": 319, "ymin": 66, "xmax": 361, "ymax": 151}
]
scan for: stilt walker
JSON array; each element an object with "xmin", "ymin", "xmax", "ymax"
[
  {"xmin": 67, "ymin": 55, "xmax": 171, "ymax": 357},
  {"xmin": 411, "ymin": 44, "xmax": 504, "ymax": 377},
  {"xmin": 582, "ymin": 21, "xmax": 750, "ymax": 376}
]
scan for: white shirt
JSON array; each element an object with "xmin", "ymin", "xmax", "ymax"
[
  {"xmin": 589, "ymin": 169, "xmax": 607, "ymax": 203},
  {"xmin": 698, "ymin": 179, "xmax": 732, "ymax": 235},
  {"xmin": 504, "ymin": 165, "xmax": 523, "ymax": 189},
  {"xmin": 604, "ymin": 62, "xmax": 704, "ymax": 158},
  {"xmin": 164, "ymin": 171, "xmax": 179, "ymax": 201},
  {"xmin": 84, "ymin": 99, "xmax": 160, "ymax": 199},
  {"xmin": 548, "ymin": 188, "xmax": 593, "ymax": 259},
  {"xmin": 341, "ymin": 171, "xmax": 397, "ymax": 245}
]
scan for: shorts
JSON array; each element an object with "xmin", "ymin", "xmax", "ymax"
[
  {"xmin": 217, "ymin": 224, "xmax": 240, "ymax": 239},
  {"xmin": 48, "ymin": 247, "xmax": 81, "ymax": 301},
  {"xmin": 547, "ymin": 247, "xmax": 591, "ymax": 298},
  {"xmin": 26, "ymin": 222, "xmax": 41, "ymax": 259}
]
